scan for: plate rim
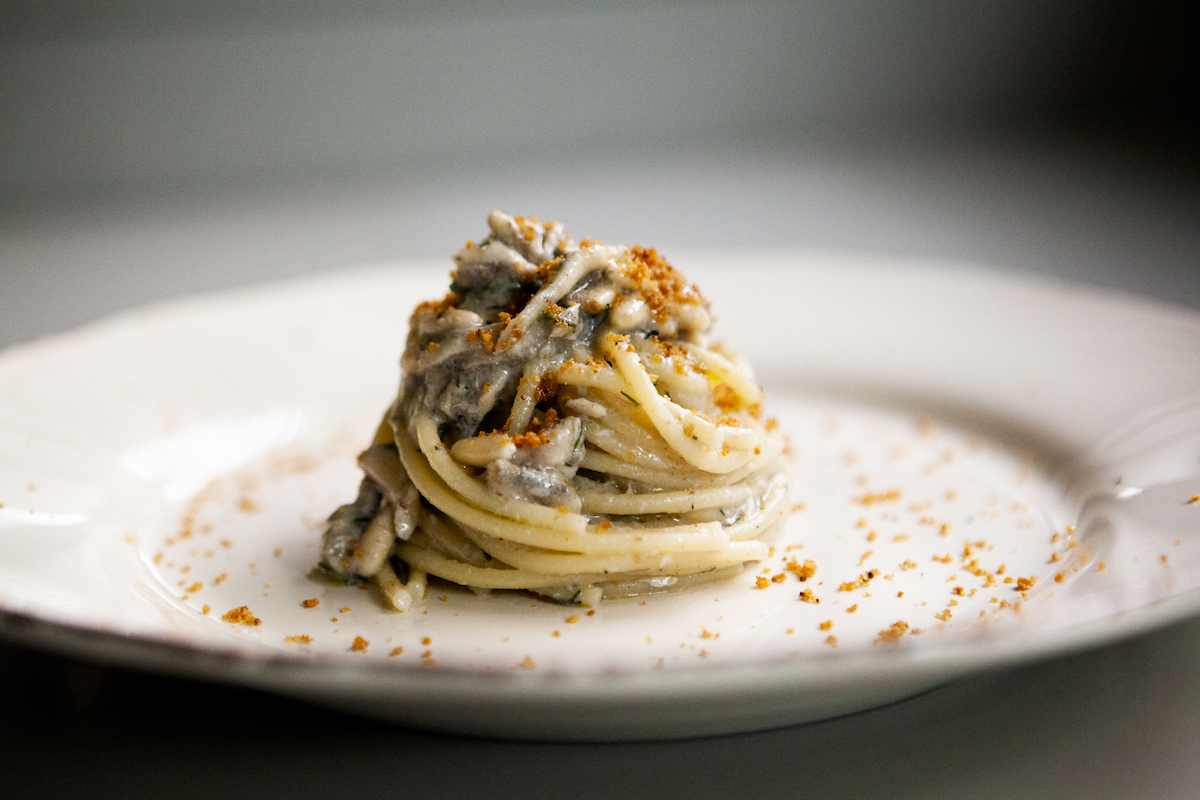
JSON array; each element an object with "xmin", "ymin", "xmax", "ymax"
[{"xmin": 3, "ymin": 252, "xmax": 1200, "ymax": 737}]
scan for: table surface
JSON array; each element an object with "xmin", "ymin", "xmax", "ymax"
[{"xmin": 2, "ymin": 134, "xmax": 1198, "ymax": 798}]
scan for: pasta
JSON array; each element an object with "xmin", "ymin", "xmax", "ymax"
[{"xmin": 319, "ymin": 210, "xmax": 788, "ymax": 607}]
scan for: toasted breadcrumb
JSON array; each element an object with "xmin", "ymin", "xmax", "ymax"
[
  {"xmin": 221, "ymin": 606, "xmax": 261, "ymax": 626},
  {"xmin": 284, "ymin": 635, "xmax": 312, "ymax": 644},
  {"xmin": 819, "ymin": 620, "xmax": 833, "ymax": 630},
  {"xmin": 786, "ymin": 559, "xmax": 817, "ymax": 581},
  {"xmin": 838, "ymin": 569, "xmax": 880, "ymax": 591},
  {"xmin": 713, "ymin": 384, "xmax": 739, "ymax": 411},
  {"xmin": 302, "ymin": 598, "xmax": 319, "ymax": 608},
  {"xmin": 876, "ymin": 621, "xmax": 910, "ymax": 643},
  {"xmin": 351, "ymin": 636, "xmax": 369, "ymax": 652},
  {"xmin": 856, "ymin": 490, "xmax": 901, "ymax": 505}
]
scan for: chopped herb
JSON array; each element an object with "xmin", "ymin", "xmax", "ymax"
[
  {"xmin": 620, "ymin": 391, "xmax": 640, "ymax": 406},
  {"xmin": 449, "ymin": 281, "xmax": 469, "ymax": 294},
  {"xmin": 556, "ymin": 589, "xmax": 582, "ymax": 606}
]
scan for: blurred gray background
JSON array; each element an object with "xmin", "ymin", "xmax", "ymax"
[
  {"xmin": 0, "ymin": 1, "xmax": 1192, "ymax": 196},
  {"xmin": 1, "ymin": 2, "xmax": 1199, "ymax": 798},
  {"xmin": 1, "ymin": 1, "xmax": 1197, "ymax": 348}
]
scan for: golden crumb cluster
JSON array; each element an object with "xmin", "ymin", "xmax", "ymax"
[
  {"xmin": 876, "ymin": 621, "xmax": 909, "ymax": 643},
  {"xmin": 221, "ymin": 606, "xmax": 261, "ymax": 626},
  {"xmin": 618, "ymin": 246, "xmax": 707, "ymax": 324}
]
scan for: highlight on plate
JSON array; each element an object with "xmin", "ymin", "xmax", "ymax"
[{"xmin": 319, "ymin": 210, "xmax": 789, "ymax": 609}]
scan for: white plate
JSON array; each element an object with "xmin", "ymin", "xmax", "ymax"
[{"xmin": 2, "ymin": 253, "xmax": 1199, "ymax": 741}]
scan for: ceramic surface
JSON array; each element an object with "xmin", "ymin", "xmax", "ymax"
[{"xmin": 1, "ymin": 253, "xmax": 1198, "ymax": 740}]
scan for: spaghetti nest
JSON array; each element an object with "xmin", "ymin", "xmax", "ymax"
[{"xmin": 320, "ymin": 210, "xmax": 789, "ymax": 609}]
